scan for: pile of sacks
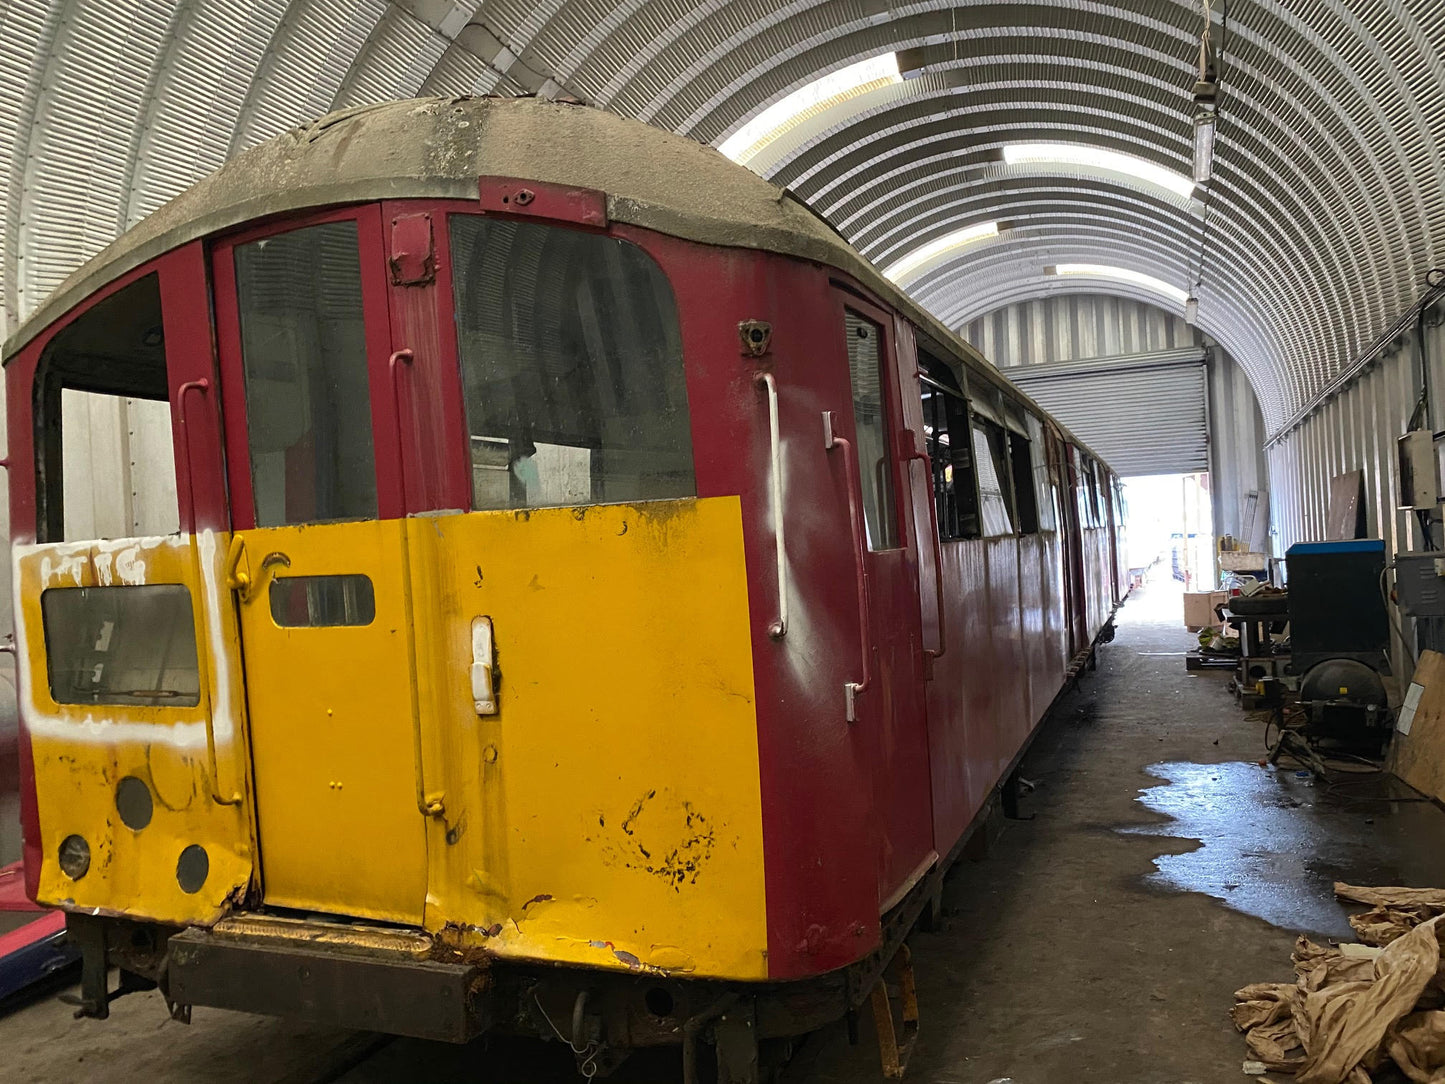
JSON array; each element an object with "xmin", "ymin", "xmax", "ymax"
[{"xmin": 1233, "ymin": 883, "xmax": 1445, "ymax": 1082}]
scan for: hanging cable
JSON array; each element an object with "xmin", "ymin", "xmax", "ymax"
[{"xmin": 1189, "ymin": 0, "xmax": 1226, "ymax": 312}]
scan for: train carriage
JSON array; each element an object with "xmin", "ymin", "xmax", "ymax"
[{"xmin": 3, "ymin": 97, "xmax": 1124, "ymax": 1078}]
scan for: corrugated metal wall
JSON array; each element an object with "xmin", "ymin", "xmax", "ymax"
[
  {"xmin": 963, "ymin": 294, "xmax": 1198, "ymax": 368},
  {"xmin": 1210, "ymin": 345, "xmax": 1272, "ymax": 552},
  {"xmin": 1267, "ymin": 295, "xmax": 1445, "ymax": 560},
  {"xmin": 964, "ymin": 292, "xmax": 1270, "ymax": 548}
]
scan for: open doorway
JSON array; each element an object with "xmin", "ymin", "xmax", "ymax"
[{"xmin": 1122, "ymin": 473, "xmax": 1214, "ymax": 592}]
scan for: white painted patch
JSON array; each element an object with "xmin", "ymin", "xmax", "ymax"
[
  {"xmin": 12, "ymin": 533, "xmax": 236, "ymax": 752},
  {"xmin": 195, "ymin": 529, "xmax": 236, "ymax": 746}
]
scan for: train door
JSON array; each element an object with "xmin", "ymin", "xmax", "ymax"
[
  {"xmin": 1053, "ymin": 431, "xmax": 1088, "ymax": 658},
  {"xmin": 830, "ymin": 291, "xmax": 936, "ymax": 909},
  {"xmin": 212, "ymin": 207, "xmax": 428, "ymax": 925}
]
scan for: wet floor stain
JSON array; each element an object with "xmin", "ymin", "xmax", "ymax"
[{"xmin": 1121, "ymin": 761, "xmax": 1445, "ymax": 938}]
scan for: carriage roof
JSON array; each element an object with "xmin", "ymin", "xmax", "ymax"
[{"xmin": 4, "ymin": 95, "xmax": 1108, "ymax": 471}]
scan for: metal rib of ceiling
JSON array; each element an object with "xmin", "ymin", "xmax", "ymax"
[{"xmin": 1, "ymin": 0, "xmax": 1442, "ymax": 435}]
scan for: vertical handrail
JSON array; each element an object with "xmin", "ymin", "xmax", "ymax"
[
  {"xmin": 176, "ymin": 379, "xmax": 210, "ymax": 535},
  {"xmin": 178, "ymin": 378, "xmax": 242, "ymax": 806},
  {"xmin": 389, "ymin": 348, "xmax": 415, "ymax": 510},
  {"xmin": 387, "ymin": 348, "xmax": 439, "ymax": 817},
  {"xmin": 754, "ymin": 372, "xmax": 787, "ymax": 639},
  {"xmin": 824, "ymin": 411, "xmax": 873, "ymax": 722},
  {"xmin": 904, "ymin": 446, "xmax": 948, "ymax": 660}
]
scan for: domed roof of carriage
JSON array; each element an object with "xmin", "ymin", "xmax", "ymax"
[
  {"xmin": 3, "ymin": 95, "xmax": 1101, "ymax": 462},
  {"xmin": 6, "ymin": 99, "xmax": 950, "ymax": 359}
]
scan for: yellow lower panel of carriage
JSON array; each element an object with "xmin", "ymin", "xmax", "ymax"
[
  {"xmin": 15, "ymin": 534, "xmax": 253, "ymax": 923},
  {"xmin": 409, "ymin": 497, "xmax": 768, "ymax": 980}
]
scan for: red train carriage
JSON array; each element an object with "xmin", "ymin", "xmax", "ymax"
[{"xmin": 3, "ymin": 97, "xmax": 1124, "ymax": 1078}]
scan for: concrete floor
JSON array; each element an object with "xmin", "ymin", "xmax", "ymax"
[{"xmin": 4, "ymin": 576, "xmax": 1445, "ymax": 1082}]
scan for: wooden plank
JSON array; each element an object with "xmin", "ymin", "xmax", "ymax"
[{"xmin": 1388, "ymin": 649, "xmax": 1445, "ymax": 801}]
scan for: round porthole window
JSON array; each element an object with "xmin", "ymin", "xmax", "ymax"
[
  {"xmin": 58, "ymin": 835, "xmax": 90, "ymax": 881},
  {"xmin": 176, "ymin": 845, "xmax": 209, "ymax": 894},
  {"xmin": 115, "ymin": 776, "xmax": 153, "ymax": 831}
]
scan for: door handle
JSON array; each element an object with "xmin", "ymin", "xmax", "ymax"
[
  {"xmin": 903, "ymin": 442, "xmax": 947, "ymax": 661},
  {"xmin": 471, "ymin": 616, "xmax": 498, "ymax": 714},
  {"xmin": 224, "ymin": 535, "xmax": 252, "ymax": 600},
  {"xmin": 823, "ymin": 411, "xmax": 872, "ymax": 723}
]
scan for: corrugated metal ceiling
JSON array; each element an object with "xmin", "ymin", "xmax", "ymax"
[{"xmin": 0, "ymin": 0, "xmax": 1441, "ymax": 435}]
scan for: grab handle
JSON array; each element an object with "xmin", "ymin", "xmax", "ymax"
[
  {"xmin": 755, "ymin": 372, "xmax": 787, "ymax": 639},
  {"xmin": 389, "ymin": 349, "xmax": 415, "ymax": 509},
  {"xmin": 176, "ymin": 379, "xmax": 210, "ymax": 533},
  {"xmin": 903, "ymin": 443, "xmax": 947, "ymax": 660},
  {"xmin": 823, "ymin": 411, "xmax": 872, "ymax": 722}
]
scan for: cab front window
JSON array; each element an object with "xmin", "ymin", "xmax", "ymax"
[{"xmin": 448, "ymin": 216, "xmax": 695, "ymax": 511}]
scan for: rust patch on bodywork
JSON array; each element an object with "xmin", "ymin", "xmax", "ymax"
[{"xmin": 610, "ymin": 790, "xmax": 717, "ymax": 891}]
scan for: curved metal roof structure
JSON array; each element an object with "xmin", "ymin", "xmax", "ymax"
[{"xmin": 1, "ymin": 0, "xmax": 1442, "ymax": 434}]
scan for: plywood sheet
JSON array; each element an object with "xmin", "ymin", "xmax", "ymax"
[
  {"xmin": 1326, "ymin": 469, "xmax": 1366, "ymax": 540},
  {"xmin": 1389, "ymin": 649, "xmax": 1445, "ymax": 801}
]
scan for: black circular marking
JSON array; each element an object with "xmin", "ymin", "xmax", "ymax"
[
  {"xmin": 115, "ymin": 776, "xmax": 153, "ymax": 831},
  {"xmin": 58, "ymin": 835, "xmax": 90, "ymax": 881},
  {"xmin": 176, "ymin": 844, "xmax": 209, "ymax": 894}
]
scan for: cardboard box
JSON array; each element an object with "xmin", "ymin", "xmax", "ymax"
[{"xmin": 1184, "ymin": 590, "xmax": 1228, "ymax": 630}]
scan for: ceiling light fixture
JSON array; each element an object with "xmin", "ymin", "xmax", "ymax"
[
  {"xmin": 1184, "ymin": 295, "xmax": 1200, "ymax": 324},
  {"xmin": 1002, "ymin": 142, "xmax": 1196, "ymax": 200},
  {"xmin": 1192, "ymin": 0, "xmax": 1219, "ymax": 183},
  {"xmin": 1049, "ymin": 264, "xmax": 1191, "ymax": 306},
  {"xmin": 884, "ymin": 222, "xmax": 1001, "ymax": 284},
  {"xmin": 718, "ymin": 53, "xmax": 901, "ymax": 165}
]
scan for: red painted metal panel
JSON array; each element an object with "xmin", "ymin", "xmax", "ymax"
[
  {"xmin": 389, "ymin": 212, "xmax": 436, "ymax": 286},
  {"xmin": 0, "ymin": 910, "xmax": 64, "ymax": 954},
  {"xmin": 925, "ymin": 539, "xmax": 994, "ymax": 849},
  {"xmin": 160, "ymin": 243, "xmax": 229, "ymax": 533},
  {"xmin": 382, "ymin": 202, "xmax": 472, "ymax": 514},
  {"xmin": 985, "ymin": 539, "xmax": 1027, "ymax": 778},
  {"xmin": 0, "ymin": 862, "xmax": 41, "ymax": 912},
  {"xmin": 1018, "ymin": 534, "xmax": 1049, "ymax": 723},
  {"xmin": 477, "ymin": 176, "xmax": 608, "ymax": 228},
  {"xmin": 630, "ymin": 234, "xmax": 880, "ymax": 978}
]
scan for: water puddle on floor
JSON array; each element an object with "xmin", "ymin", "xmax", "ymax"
[{"xmin": 1121, "ymin": 761, "xmax": 1445, "ymax": 938}]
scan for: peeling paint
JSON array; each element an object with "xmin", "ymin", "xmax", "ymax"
[{"xmin": 610, "ymin": 789, "xmax": 718, "ymax": 891}]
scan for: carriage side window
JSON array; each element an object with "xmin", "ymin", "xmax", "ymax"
[
  {"xmin": 918, "ymin": 353, "xmax": 980, "ymax": 540},
  {"xmin": 844, "ymin": 312, "xmax": 900, "ymax": 550},
  {"xmin": 234, "ymin": 221, "xmax": 378, "ymax": 527},
  {"xmin": 33, "ymin": 273, "xmax": 180, "ymax": 543},
  {"xmin": 449, "ymin": 216, "xmax": 694, "ymax": 511},
  {"xmin": 1086, "ymin": 459, "xmax": 1103, "ymax": 527},
  {"xmin": 42, "ymin": 585, "xmax": 200, "ymax": 707},
  {"xmin": 1027, "ymin": 414, "xmax": 1058, "ymax": 532},
  {"xmin": 971, "ymin": 417, "xmax": 1015, "ymax": 537},
  {"xmin": 1007, "ymin": 430, "xmax": 1040, "ymax": 535}
]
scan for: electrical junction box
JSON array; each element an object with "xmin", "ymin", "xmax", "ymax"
[
  {"xmin": 1398, "ymin": 430, "xmax": 1440, "ymax": 509},
  {"xmin": 1394, "ymin": 551, "xmax": 1445, "ymax": 617}
]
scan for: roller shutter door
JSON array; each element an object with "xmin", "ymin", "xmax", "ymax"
[{"xmin": 1005, "ymin": 348, "xmax": 1209, "ymax": 476}]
